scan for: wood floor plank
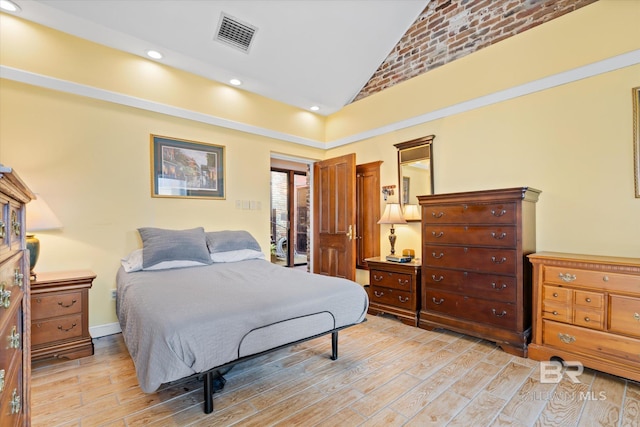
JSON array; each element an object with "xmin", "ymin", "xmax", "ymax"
[{"xmin": 28, "ymin": 315, "xmax": 636, "ymax": 427}]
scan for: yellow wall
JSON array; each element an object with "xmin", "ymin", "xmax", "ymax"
[{"xmin": 1, "ymin": 0, "xmax": 639, "ymax": 330}]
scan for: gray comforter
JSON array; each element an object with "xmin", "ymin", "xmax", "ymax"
[{"xmin": 116, "ymin": 259, "xmax": 368, "ymax": 392}]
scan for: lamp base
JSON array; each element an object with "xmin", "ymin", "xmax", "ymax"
[{"xmin": 26, "ymin": 233, "xmax": 40, "ymax": 278}]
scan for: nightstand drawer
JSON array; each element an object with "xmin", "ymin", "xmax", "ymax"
[
  {"xmin": 32, "ymin": 314, "xmax": 83, "ymax": 345},
  {"xmin": 609, "ymin": 295, "xmax": 640, "ymax": 338},
  {"xmin": 32, "ymin": 290, "xmax": 83, "ymax": 320},
  {"xmin": 370, "ymin": 286, "xmax": 415, "ymax": 309},
  {"xmin": 370, "ymin": 270, "xmax": 412, "ymax": 291}
]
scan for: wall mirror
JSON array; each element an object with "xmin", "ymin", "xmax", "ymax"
[{"xmin": 394, "ymin": 135, "xmax": 434, "ymax": 221}]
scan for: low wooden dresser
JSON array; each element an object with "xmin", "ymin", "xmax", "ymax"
[
  {"xmin": 31, "ymin": 270, "xmax": 96, "ymax": 361},
  {"xmin": 418, "ymin": 187, "xmax": 540, "ymax": 357},
  {"xmin": 0, "ymin": 166, "xmax": 34, "ymax": 427},
  {"xmin": 528, "ymin": 252, "xmax": 640, "ymax": 382},
  {"xmin": 366, "ymin": 257, "xmax": 421, "ymax": 326}
]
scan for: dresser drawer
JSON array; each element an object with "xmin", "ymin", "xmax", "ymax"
[
  {"xmin": 370, "ymin": 270, "xmax": 412, "ymax": 291},
  {"xmin": 32, "ymin": 313, "xmax": 83, "ymax": 345},
  {"xmin": 423, "ymin": 268, "xmax": 516, "ymax": 302},
  {"xmin": 543, "ymin": 265, "xmax": 640, "ymax": 293},
  {"xmin": 543, "ymin": 320, "xmax": 640, "ymax": 365},
  {"xmin": 0, "ymin": 304, "xmax": 22, "ymax": 375},
  {"xmin": 543, "ymin": 285, "xmax": 572, "ymax": 304},
  {"xmin": 0, "ymin": 356, "xmax": 24, "ymax": 427},
  {"xmin": 370, "ymin": 286, "xmax": 415, "ymax": 309},
  {"xmin": 8, "ymin": 204, "xmax": 24, "ymax": 251},
  {"xmin": 0, "ymin": 254, "xmax": 24, "ymax": 328},
  {"xmin": 424, "ymin": 245, "xmax": 516, "ymax": 275},
  {"xmin": 574, "ymin": 290, "xmax": 603, "ymax": 309},
  {"xmin": 32, "ymin": 290, "xmax": 83, "ymax": 320},
  {"xmin": 609, "ymin": 295, "xmax": 640, "ymax": 338},
  {"xmin": 424, "ymin": 225, "xmax": 516, "ymax": 247},
  {"xmin": 423, "ymin": 202, "xmax": 516, "ymax": 225},
  {"xmin": 573, "ymin": 307, "xmax": 604, "ymax": 330},
  {"xmin": 424, "ymin": 290, "xmax": 516, "ymax": 329}
]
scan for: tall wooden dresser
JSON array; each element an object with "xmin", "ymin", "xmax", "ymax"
[
  {"xmin": 418, "ymin": 187, "xmax": 540, "ymax": 357},
  {"xmin": 528, "ymin": 252, "xmax": 640, "ymax": 382},
  {"xmin": 0, "ymin": 166, "xmax": 34, "ymax": 427}
]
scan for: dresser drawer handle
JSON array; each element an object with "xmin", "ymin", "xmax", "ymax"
[
  {"xmin": 584, "ymin": 317, "xmax": 590, "ymax": 322},
  {"xmin": 0, "ymin": 282, "xmax": 11, "ymax": 309},
  {"xmin": 432, "ymin": 297, "xmax": 444, "ymax": 305},
  {"xmin": 431, "ymin": 252, "xmax": 444, "ymax": 259},
  {"xmin": 14, "ymin": 269, "xmax": 23, "ymax": 288},
  {"xmin": 58, "ymin": 323, "xmax": 77, "ymax": 332},
  {"xmin": 585, "ymin": 297, "xmax": 591, "ymax": 303},
  {"xmin": 490, "ymin": 232, "xmax": 507, "ymax": 240},
  {"xmin": 552, "ymin": 311, "xmax": 559, "ymax": 316},
  {"xmin": 634, "ymin": 313, "xmax": 640, "ymax": 322},
  {"xmin": 398, "ymin": 296, "xmax": 409, "ymax": 303},
  {"xmin": 431, "ymin": 212, "xmax": 445, "ymax": 219},
  {"xmin": 397, "ymin": 279, "xmax": 409, "ymax": 287},
  {"xmin": 11, "ymin": 211, "xmax": 20, "ymax": 236},
  {"xmin": 0, "ymin": 369, "xmax": 4, "ymax": 393},
  {"xmin": 491, "ymin": 256, "xmax": 507, "ymax": 264},
  {"xmin": 491, "ymin": 283, "xmax": 507, "ymax": 290},
  {"xmin": 558, "ymin": 333, "xmax": 576, "ymax": 344},
  {"xmin": 431, "ymin": 231, "xmax": 444, "ymax": 238},
  {"xmin": 431, "ymin": 275, "xmax": 444, "ymax": 282},
  {"xmin": 492, "ymin": 309, "xmax": 507, "ymax": 317},
  {"xmin": 491, "ymin": 209, "xmax": 507, "ymax": 217},
  {"xmin": 373, "ymin": 291, "xmax": 384, "ymax": 298},
  {"xmin": 553, "ymin": 293, "xmax": 558, "ymax": 298},
  {"xmin": 58, "ymin": 299, "xmax": 78, "ymax": 308},
  {"xmin": 558, "ymin": 273, "xmax": 576, "ymax": 283},
  {"xmin": 0, "ymin": 220, "xmax": 5, "ymax": 238},
  {"xmin": 10, "ymin": 388, "xmax": 21, "ymax": 414},
  {"xmin": 372, "ymin": 274, "xmax": 383, "ymax": 282},
  {"xmin": 8, "ymin": 326, "xmax": 20, "ymax": 349}
]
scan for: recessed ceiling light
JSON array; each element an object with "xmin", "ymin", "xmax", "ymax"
[
  {"xmin": 310, "ymin": 106, "xmax": 320, "ymax": 112},
  {"xmin": 146, "ymin": 50, "xmax": 163, "ymax": 60},
  {"xmin": 0, "ymin": 0, "xmax": 21, "ymax": 12},
  {"xmin": 229, "ymin": 78, "xmax": 242, "ymax": 86}
]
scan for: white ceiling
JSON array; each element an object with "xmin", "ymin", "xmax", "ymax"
[{"xmin": 8, "ymin": 0, "xmax": 428, "ymax": 115}]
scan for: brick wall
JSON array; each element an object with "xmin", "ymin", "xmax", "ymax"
[{"xmin": 353, "ymin": 0, "xmax": 599, "ymax": 103}]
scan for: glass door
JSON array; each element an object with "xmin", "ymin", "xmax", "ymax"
[{"xmin": 270, "ymin": 168, "xmax": 308, "ymax": 267}]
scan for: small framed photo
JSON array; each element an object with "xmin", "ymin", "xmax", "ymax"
[{"xmin": 151, "ymin": 135, "xmax": 225, "ymax": 199}]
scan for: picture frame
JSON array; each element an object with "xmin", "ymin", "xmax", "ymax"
[
  {"xmin": 151, "ymin": 134, "xmax": 225, "ymax": 199},
  {"xmin": 634, "ymin": 87, "xmax": 640, "ymax": 198}
]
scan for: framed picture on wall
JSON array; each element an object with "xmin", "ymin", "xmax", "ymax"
[
  {"xmin": 151, "ymin": 134, "xmax": 225, "ymax": 199},
  {"xmin": 634, "ymin": 87, "xmax": 640, "ymax": 198}
]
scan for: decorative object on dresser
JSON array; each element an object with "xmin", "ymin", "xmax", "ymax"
[
  {"xmin": 31, "ymin": 270, "xmax": 96, "ymax": 361},
  {"xmin": 0, "ymin": 165, "xmax": 35, "ymax": 427},
  {"xmin": 418, "ymin": 187, "xmax": 541, "ymax": 357},
  {"xmin": 25, "ymin": 194, "xmax": 63, "ymax": 279},
  {"xmin": 366, "ymin": 256, "xmax": 421, "ymax": 326},
  {"xmin": 377, "ymin": 203, "xmax": 408, "ymax": 262},
  {"xmin": 528, "ymin": 252, "xmax": 640, "ymax": 382}
]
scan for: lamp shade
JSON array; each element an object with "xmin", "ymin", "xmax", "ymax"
[
  {"xmin": 403, "ymin": 204, "xmax": 422, "ymax": 221},
  {"xmin": 26, "ymin": 194, "xmax": 63, "ymax": 231},
  {"xmin": 377, "ymin": 203, "xmax": 407, "ymax": 225}
]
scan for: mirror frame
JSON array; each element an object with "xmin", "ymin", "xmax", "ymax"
[{"xmin": 394, "ymin": 135, "xmax": 435, "ymax": 221}]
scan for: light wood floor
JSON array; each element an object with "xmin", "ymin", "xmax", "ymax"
[{"xmin": 31, "ymin": 315, "xmax": 639, "ymax": 426}]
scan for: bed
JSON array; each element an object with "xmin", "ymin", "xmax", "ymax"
[{"xmin": 116, "ymin": 227, "xmax": 368, "ymax": 414}]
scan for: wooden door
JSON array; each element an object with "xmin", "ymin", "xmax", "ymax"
[
  {"xmin": 356, "ymin": 161, "xmax": 382, "ymax": 269},
  {"xmin": 313, "ymin": 154, "xmax": 356, "ymax": 280}
]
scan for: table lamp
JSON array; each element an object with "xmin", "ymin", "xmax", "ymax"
[
  {"xmin": 377, "ymin": 202, "xmax": 407, "ymax": 261},
  {"xmin": 403, "ymin": 204, "xmax": 422, "ymax": 221},
  {"xmin": 26, "ymin": 194, "xmax": 63, "ymax": 278}
]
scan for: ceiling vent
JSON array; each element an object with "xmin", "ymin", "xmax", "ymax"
[{"xmin": 215, "ymin": 13, "xmax": 257, "ymax": 53}]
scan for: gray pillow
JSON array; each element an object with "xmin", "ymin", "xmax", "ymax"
[
  {"xmin": 206, "ymin": 230, "xmax": 262, "ymax": 253},
  {"xmin": 138, "ymin": 227, "xmax": 212, "ymax": 269}
]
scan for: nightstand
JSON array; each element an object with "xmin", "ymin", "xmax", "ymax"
[
  {"xmin": 365, "ymin": 257, "xmax": 421, "ymax": 326},
  {"xmin": 30, "ymin": 270, "xmax": 96, "ymax": 361}
]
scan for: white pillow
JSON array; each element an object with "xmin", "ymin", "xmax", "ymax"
[
  {"xmin": 121, "ymin": 249, "xmax": 209, "ymax": 272},
  {"xmin": 210, "ymin": 249, "xmax": 265, "ymax": 263}
]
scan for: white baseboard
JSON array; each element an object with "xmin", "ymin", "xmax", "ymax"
[{"xmin": 90, "ymin": 322, "xmax": 122, "ymax": 338}]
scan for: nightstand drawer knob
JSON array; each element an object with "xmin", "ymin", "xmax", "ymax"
[
  {"xmin": 372, "ymin": 274, "xmax": 383, "ymax": 282},
  {"xmin": 373, "ymin": 291, "xmax": 384, "ymax": 298},
  {"xmin": 58, "ymin": 322, "xmax": 78, "ymax": 332},
  {"xmin": 559, "ymin": 273, "xmax": 576, "ymax": 282}
]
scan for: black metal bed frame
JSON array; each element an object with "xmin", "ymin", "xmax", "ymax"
[{"xmin": 199, "ymin": 321, "xmax": 363, "ymax": 414}]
